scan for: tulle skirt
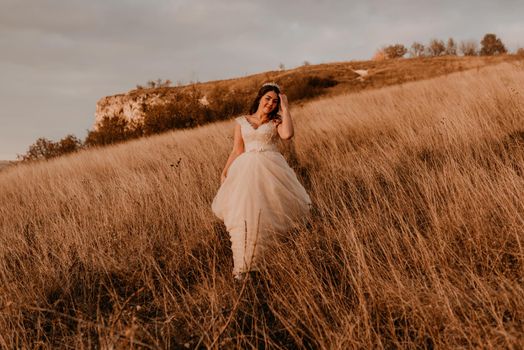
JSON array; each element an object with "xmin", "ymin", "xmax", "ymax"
[{"xmin": 211, "ymin": 150, "xmax": 312, "ymax": 276}]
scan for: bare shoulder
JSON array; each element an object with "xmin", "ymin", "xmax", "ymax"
[
  {"xmin": 234, "ymin": 116, "xmax": 244, "ymax": 125},
  {"xmin": 232, "ymin": 120, "xmax": 244, "ymax": 151},
  {"xmin": 233, "ymin": 120, "xmax": 243, "ymax": 136}
]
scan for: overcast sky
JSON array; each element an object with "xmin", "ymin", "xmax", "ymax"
[{"xmin": 1, "ymin": 0, "xmax": 523, "ymax": 160}]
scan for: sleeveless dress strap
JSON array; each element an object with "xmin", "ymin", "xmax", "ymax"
[{"xmin": 235, "ymin": 116, "xmax": 244, "ymax": 125}]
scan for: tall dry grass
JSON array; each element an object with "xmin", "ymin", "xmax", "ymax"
[{"xmin": 1, "ymin": 61, "xmax": 524, "ymax": 348}]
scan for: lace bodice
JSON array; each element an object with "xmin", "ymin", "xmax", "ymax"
[{"xmin": 235, "ymin": 116, "xmax": 280, "ymax": 153}]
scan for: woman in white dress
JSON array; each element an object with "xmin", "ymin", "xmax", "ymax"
[{"xmin": 211, "ymin": 82, "xmax": 312, "ymax": 281}]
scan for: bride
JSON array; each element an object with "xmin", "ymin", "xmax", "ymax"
[{"xmin": 211, "ymin": 82, "xmax": 312, "ymax": 281}]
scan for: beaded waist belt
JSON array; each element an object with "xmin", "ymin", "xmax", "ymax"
[{"xmin": 245, "ymin": 148, "xmax": 279, "ymax": 153}]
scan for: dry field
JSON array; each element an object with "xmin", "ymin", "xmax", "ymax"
[
  {"xmin": 1, "ymin": 61, "xmax": 524, "ymax": 348},
  {"xmin": 0, "ymin": 161, "xmax": 15, "ymax": 172}
]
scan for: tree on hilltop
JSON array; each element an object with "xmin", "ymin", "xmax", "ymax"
[
  {"xmin": 409, "ymin": 42, "xmax": 425, "ymax": 58},
  {"xmin": 445, "ymin": 38, "xmax": 457, "ymax": 55},
  {"xmin": 383, "ymin": 44, "xmax": 408, "ymax": 59},
  {"xmin": 480, "ymin": 33, "xmax": 507, "ymax": 55},
  {"xmin": 427, "ymin": 39, "xmax": 446, "ymax": 56},
  {"xmin": 459, "ymin": 40, "xmax": 478, "ymax": 56}
]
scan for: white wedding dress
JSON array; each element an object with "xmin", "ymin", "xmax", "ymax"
[{"xmin": 211, "ymin": 115, "xmax": 312, "ymax": 277}]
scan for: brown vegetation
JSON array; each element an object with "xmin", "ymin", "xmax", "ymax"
[
  {"xmin": 480, "ymin": 33, "xmax": 507, "ymax": 56},
  {"xmin": 409, "ymin": 42, "xmax": 425, "ymax": 58},
  {"xmin": 1, "ymin": 61, "xmax": 524, "ymax": 348},
  {"xmin": 427, "ymin": 39, "xmax": 446, "ymax": 57},
  {"xmin": 460, "ymin": 40, "xmax": 479, "ymax": 56},
  {"xmin": 445, "ymin": 38, "xmax": 457, "ymax": 55},
  {"xmin": 17, "ymin": 135, "xmax": 83, "ymax": 162},
  {"xmin": 383, "ymin": 44, "xmax": 408, "ymax": 59}
]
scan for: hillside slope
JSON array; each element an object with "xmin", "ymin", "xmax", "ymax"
[
  {"xmin": 95, "ymin": 55, "xmax": 520, "ymax": 128},
  {"xmin": 0, "ymin": 161, "xmax": 12, "ymax": 172},
  {"xmin": 1, "ymin": 62, "xmax": 524, "ymax": 348}
]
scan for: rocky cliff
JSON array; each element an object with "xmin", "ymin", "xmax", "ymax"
[{"xmin": 94, "ymin": 86, "xmax": 211, "ymax": 130}]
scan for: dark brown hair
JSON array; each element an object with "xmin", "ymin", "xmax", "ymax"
[{"xmin": 249, "ymin": 84, "xmax": 281, "ymax": 120}]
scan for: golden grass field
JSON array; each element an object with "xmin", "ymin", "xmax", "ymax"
[
  {"xmin": 1, "ymin": 61, "xmax": 524, "ymax": 348},
  {"xmin": 0, "ymin": 161, "xmax": 15, "ymax": 172}
]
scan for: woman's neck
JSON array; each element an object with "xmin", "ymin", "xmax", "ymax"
[{"xmin": 253, "ymin": 111, "xmax": 269, "ymax": 121}]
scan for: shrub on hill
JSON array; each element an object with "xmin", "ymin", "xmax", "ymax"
[
  {"xmin": 17, "ymin": 134, "xmax": 83, "ymax": 161},
  {"xmin": 85, "ymin": 115, "xmax": 140, "ymax": 146},
  {"xmin": 142, "ymin": 90, "xmax": 214, "ymax": 135},
  {"xmin": 206, "ymin": 85, "xmax": 251, "ymax": 123},
  {"xmin": 284, "ymin": 76, "xmax": 338, "ymax": 101}
]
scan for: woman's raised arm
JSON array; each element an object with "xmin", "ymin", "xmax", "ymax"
[{"xmin": 276, "ymin": 93, "xmax": 294, "ymax": 140}]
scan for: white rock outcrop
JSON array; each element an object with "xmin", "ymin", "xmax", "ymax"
[
  {"xmin": 94, "ymin": 89, "xmax": 210, "ymax": 129},
  {"xmin": 94, "ymin": 91, "xmax": 166, "ymax": 128}
]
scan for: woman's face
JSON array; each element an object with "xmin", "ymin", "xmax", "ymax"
[{"xmin": 258, "ymin": 91, "xmax": 279, "ymax": 114}]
